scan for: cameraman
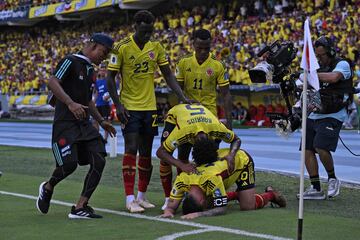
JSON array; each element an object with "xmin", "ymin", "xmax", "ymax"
[{"xmin": 298, "ymin": 36, "xmax": 353, "ymax": 200}]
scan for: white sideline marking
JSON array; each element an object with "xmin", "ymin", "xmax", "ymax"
[
  {"xmin": 156, "ymin": 229, "xmax": 215, "ymax": 240},
  {"xmin": 0, "ymin": 190, "xmax": 293, "ymax": 240}
]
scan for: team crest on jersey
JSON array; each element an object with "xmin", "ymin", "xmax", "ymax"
[
  {"xmin": 58, "ymin": 138, "xmax": 67, "ymax": 147},
  {"xmin": 206, "ymin": 68, "xmax": 214, "ymax": 76},
  {"xmin": 149, "ymin": 51, "xmax": 155, "ymax": 60}
]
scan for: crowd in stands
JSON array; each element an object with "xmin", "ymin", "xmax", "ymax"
[
  {"xmin": 0, "ymin": 0, "xmax": 359, "ymax": 111},
  {"xmin": 0, "ymin": 0, "xmax": 64, "ymax": 11}
]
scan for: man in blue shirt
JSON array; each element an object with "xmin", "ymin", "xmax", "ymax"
[
  {"xmin": 298, "ymin": 36, "xmax": 353, "ymax": 200},
  {"xmin": 93, "ymin": 63, "xmax": 112, "ymax": 142}
]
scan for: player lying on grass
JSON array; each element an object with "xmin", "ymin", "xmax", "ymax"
[{"xmin": 160, "ymin": 135, "xmax": 286, "ymax": 219}]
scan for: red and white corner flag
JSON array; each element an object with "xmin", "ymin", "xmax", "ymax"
[{"xmin": 300, "ymin": 18, "xmax": 320, "ymax": 90}]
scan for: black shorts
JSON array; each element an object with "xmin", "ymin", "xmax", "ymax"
[
  {"xmin": 304, "ymin": 118, "xmax": 342, "ymax": 152},
  {"xmin": 52, "ymin": 121, "xmax": 106, "ymax": 167},
  {"xmin": 97, "ymin": 105, "xmax": 110, "ymax": 119},
  {"xmin": 235, "ymin": 152, "xmax": 256, "ymax": 191},
  {"xmin": 52, "ymin": 137, "xmax": 106, "ymax": 167},
  {"xmin": 122, "ymin": 110, "xmax": 158, "ymax": 136}
]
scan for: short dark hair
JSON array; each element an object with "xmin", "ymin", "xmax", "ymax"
[
  {"xmin": 182, "ymin": 194, "xmax": 204, "ymax": 215},
  {"xmin": 134, "ymin": 10, "xmax": 155, "ymax": 25},
  {"xmin": 192, "ymin": 29, "xmax": 211, "ymax": 41},
  {"xmin": 192, "ymin": 137, "xmax": 218, "ymax": 165}
]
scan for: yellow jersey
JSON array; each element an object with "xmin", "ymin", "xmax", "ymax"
[
  {"xmin": 175, "ymin": 53, "xmax": 229, "ymax": 115},
  {"xmin": 163, "ymin": 104, "xmax": 234, "ymax": 152},
  {"xmin": 171, "ymin": 171, "xmax": 227, "ymax": 208},
  {"xmin": 170, "ymin": 149, "xmax": 253, "ymax": 205},
  {"xmin": 108, "ymin": 35, "xmax": 168, "ymax": 110},
  {"xmin": 197, "ymin": 149, "xmax": 253, "ymax": 190}
]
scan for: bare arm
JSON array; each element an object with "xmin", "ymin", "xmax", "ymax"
[
  {"xmin": 318, "ymin": 72, "xmax": 343, "ymax": 84},
  {"xmin": 181, "ymin": 206, "xmax": 227, "ymax": 220},
  {"xmin": 106, "ymin": 70, "xmax": 121, "ymax": 108},
  {"xmin": 106, "ymin": 70, "xmax": 129, "ymax": 124},
  {"xmin": 159, "ymin": 198, "xmax": 181, "ymax": 218},
  {"xmin": 219, "ymin": 85, "xmax": 233, "ymax": 130},
  {"xmin": 222, "ymin": 135, "xmax": 241, "ymax": 173},
  {"xmin": 159, "ymin": 64, "xmax": 191, "ymax": 103},
  {"xmin": 88, "ymin": 100, "xmax": 104, "ymax": 123},
  {"xmin": 156, "ymin": 145, "xmax": 197, "ymax": 173},
  {"xmin": 48, "ymin": 76, "xmax": 87, "ymax": 119}
]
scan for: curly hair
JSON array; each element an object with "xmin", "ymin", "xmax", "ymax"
[
  {"xmin": 192, "ymin": 137, "xmax": 218, "ymax": 166},
  {"xmin": 134, "ymin": 10, "xmax": 155, "ymax": 25}
]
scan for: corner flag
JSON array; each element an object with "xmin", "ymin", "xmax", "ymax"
[{"xmin": 300, "ymin": 19, "xmax": 320, "ymax": 90}]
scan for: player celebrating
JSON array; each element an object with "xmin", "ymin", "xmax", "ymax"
[
  {"xmin": 156, "ymin": 103, "xmax": 241, "ymax": 210},
  {"xmin": 160, "ymin": 136, "xmax": 286, "ymax": 219},
  {"xmin": 106, "ymin": 10, "xmax": 193, "ymax": 213}
]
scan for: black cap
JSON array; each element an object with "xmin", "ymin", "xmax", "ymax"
[{"xmin": 90, "ymin": 33, "xmax": 114, "ymax": 50}]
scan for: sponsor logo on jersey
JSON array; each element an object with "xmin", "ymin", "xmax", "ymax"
[
  {"xmin": 129, "ymin": 55, "xmax": 135, "ymax": 61},
  {"xmin": 186, "ymin": 68, "xmax": 191, "ymax": 72},
  {"xmin": 206, "ymin": 68, "xmax": 213, "ymax": 76}
]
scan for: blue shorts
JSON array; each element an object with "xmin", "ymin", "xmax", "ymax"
[
  {"xmin": 122, "ymin": 110, "xmax": 158, "ymax": 136},
  {"xmin": 305, "ymin": 118, "xmax": 342, "ymax": 152}
]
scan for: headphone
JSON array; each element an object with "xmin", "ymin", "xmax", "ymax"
[{"xmin": 314, "ymin": 36, "xmax": 336, "ymax": 57}]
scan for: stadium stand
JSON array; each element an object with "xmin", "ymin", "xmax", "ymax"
[{"xmin": 0, "ymin": 0, "xmax": 359, "ymax": 123}]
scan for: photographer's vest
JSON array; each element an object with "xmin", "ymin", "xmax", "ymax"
[{"xmin": 317, "ymin": 57, "xmax": 353, "ymax": 114}]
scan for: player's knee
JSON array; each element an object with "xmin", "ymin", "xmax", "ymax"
[
  {"xmin": 92, "ymin": 152, "xmax": 106, "ymax": 173},
  {"xmin": 63, "ymin": 161, "xmax": 78, "ymax": 174},
  {"xmin": 239, "ymin": 203, "xmax": 256, "ymax": 211}
]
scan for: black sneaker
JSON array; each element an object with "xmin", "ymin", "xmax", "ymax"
[
  {"xmin": 68, "ymin": 204, "xmax": 102, "ymax": 219},
  {"xmin": 36, "ymin": 182, "xmax": 53, "ymax": 214}
]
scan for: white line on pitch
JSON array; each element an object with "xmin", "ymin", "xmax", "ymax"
[{"xmin": 0, "ymin": 190, "xmax": 293, "ymax": 240}]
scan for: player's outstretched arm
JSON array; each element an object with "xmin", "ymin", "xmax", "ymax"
[
  {"xmin": 159, "ymin": 199, "xmax": 180, "ymax": 218},
  {"xmin": 181, "ymin": 206, "xmax": 227, "ymax": 220}
]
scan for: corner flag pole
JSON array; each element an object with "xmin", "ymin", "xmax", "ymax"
[
  {"xmin": 298, "ymin": 17, "xmax": 320, "ymax": 239},
  {"xmin": 298, "ymin": 70, "xmax": 308, "ymax": 240}
]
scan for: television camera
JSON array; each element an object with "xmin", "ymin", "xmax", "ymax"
[{"xmin": 248, "ymin": 41, "xmax": 301, "ymax": 133}]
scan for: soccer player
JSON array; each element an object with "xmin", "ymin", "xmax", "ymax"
[
  {"xmin": 156, "ymin": 103, "xmax": 241, "ymax": 210},
  {"xmin": 106, "ymin": 10, "xmax": 193, "ymax": 213},
  {"xmin": 160, "ymin": 136, "xmax": 286, "ymax": 219},
  {"xmin": 36, "ymin": 33, "xmax": 117, "ymax": 219},
  {"xmin": 176, "ymin": 29, "xmax": 232, "ymax": 129}
]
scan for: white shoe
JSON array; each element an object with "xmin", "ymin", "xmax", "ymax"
[
  {"xmin": 161, "ymin": 198, "xmax": 169, "ymax": 211},
  {"xmin": 328, "ymin": 178, "xmax": 340, "ymax": 198},
  {"xmin": 296, "ymin": 185, "xmax": 326, "ymax": 200},
  {"xmin": 137, "ymin": 199, "xmax": 155, "ymax": 209},
  {"xmin": 126, "ymin": 200, "xmax": 145, "ymax": 213}
]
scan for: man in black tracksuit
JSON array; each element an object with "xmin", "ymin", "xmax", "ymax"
[{"xmin": 36, "ymin": 33, "xmax": 117, "ymax": 219}]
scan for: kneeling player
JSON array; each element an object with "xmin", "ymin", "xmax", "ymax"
[{"xmin": 160, "ymin": 137, "xmax": 286, "ymax": 219}]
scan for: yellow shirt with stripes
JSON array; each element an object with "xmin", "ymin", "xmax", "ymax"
[
  {"xmin": 197, "ymin": 149, "xmax": 252, "ymax": 190},
  {"xmin": 170, "ymin": 171, "xmax": 227, "ymax": 205},
  {"xmin": 108, "ymin": 35, "xmax": 168, "ymax": 110},
  {"xmin": 170, "ymin": 149, "xmax": 251, "ymax": 203},
  {"xmin": 176, "ymin": 53, "xmax": 229, "ymax": 116},
  {"xmin": 163, "ymin": 104, "xmax": 234, "ymax": 152}
]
